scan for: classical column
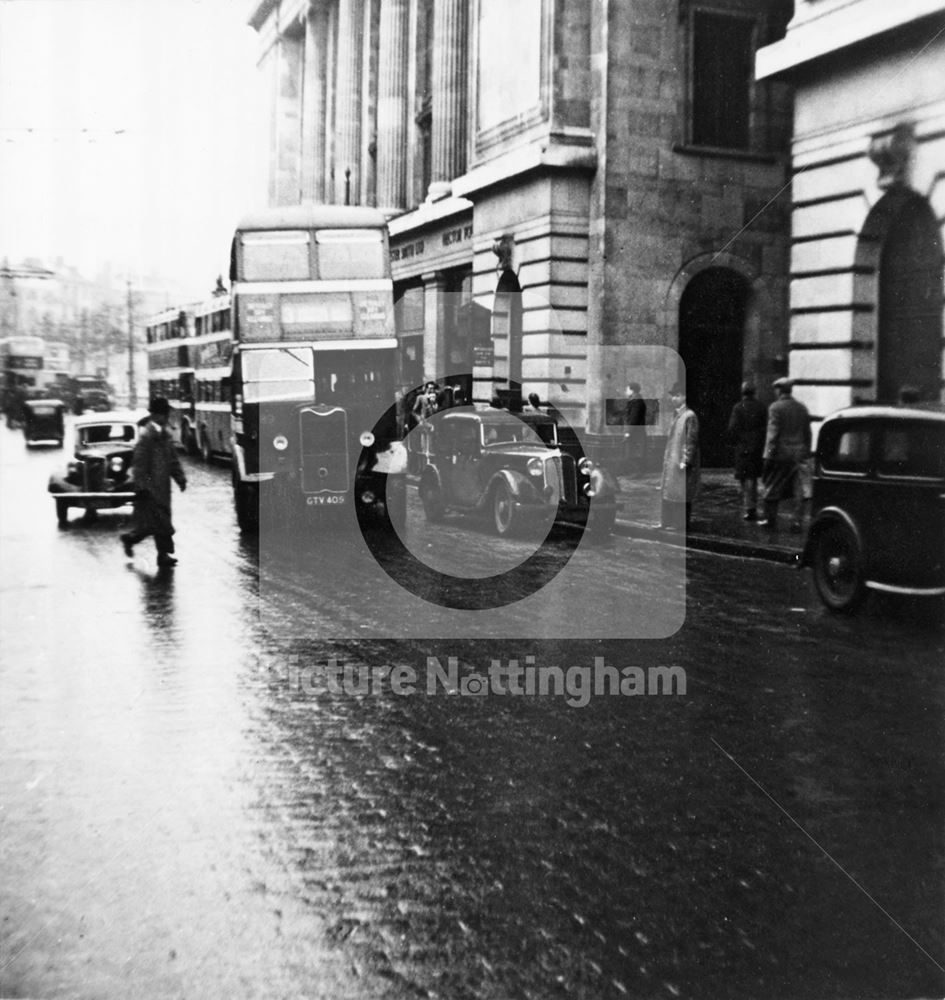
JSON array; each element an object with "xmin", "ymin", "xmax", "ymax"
[
  {"xmin": 334, "ymin": 0, "xmax": 364, "ymax": 204},
  {"xmin": 429, "ymin": 0, "xmax": 468, "ymax": 200},
  {"xmin": 375, "ymin": 0, "xmax": 409, "ymax": 210},
  {"xmin": 301, "ymin": 5, "xmax": 330, "ymax": 203}
]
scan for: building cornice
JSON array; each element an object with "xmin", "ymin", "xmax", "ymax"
[
  {"xmin": 452, "ymin": 134, "xmax": 597, "ymax": 200},
  {"xmin": 387, "ymin": 196, "xmax": 473, "ymax": 238},
  {"xmin": 756, "ymin": 0, "xmax": 945, "ymax": 80}
]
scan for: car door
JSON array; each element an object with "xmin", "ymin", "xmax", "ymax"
[
  {"xmin": 449, "ymin": 419, "xmax": 485, "ymax": 508},
  {"xmin": 870, "ymin": 419, "xmax": 945, "ymax": 588}
]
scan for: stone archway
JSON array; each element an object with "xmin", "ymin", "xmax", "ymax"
[
  {"xmin": 877, "ymin": 194, "xmax": 942, "ymax": 402},
  {"xmin": 491, "ymin": 269, "xmax": 523, "ymax": 407},
  {"xmin": 678, "ymin": 267, "xmax": 751, "ymax": 467}
]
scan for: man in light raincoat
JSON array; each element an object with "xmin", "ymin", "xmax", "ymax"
[{"xmin": 660, "ymin": 382, "xmax": 700, "ymax": 532}]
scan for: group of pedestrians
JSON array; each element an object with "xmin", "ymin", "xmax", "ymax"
[{"xmin": 642, "ymin": 376, "xmax": 811, "ymax": 534}]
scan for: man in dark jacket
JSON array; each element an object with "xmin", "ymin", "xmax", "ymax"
[
  {"xmin": 727, "ymin": 381, "xmax": 767, "ymax": 520},
  {"xmin": 120, "ymin": 396, "xmax": 187, "ymax": 566},
  {"xmin": 759, "ymin": 377, "xmax": 811, "ymax": 532},
  {"xmin": 622, "ymin": 381, "xmax": 647, "ymax": 475}
]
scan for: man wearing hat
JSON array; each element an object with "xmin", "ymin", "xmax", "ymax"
[
  {"xmin": 727, "ymin": 381, "xmax": 767, "ymax": 520},
  {"xmin": 759, "ymin": 377, "xmax": 811, "ymax": 532},
  {"xmin": 120, "ymin": 396, "xmax": 187, "ymax": 566}
]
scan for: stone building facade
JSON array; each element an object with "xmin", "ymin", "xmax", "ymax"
[
  {"xmin": 249, "ymin": 0, "xmax": 794, "ymax": 464},
  {"xmin": 758, "ymin": 0, "xmax": 945, "ymax": 423}
]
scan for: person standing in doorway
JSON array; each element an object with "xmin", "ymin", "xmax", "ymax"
[
  {"xmin": 759, "ymin": 377, "xmax": 811, "ymax": 532},
  {"xmin": 660, "ymin": 382, "xmax": 700, "ymax": 532},
  {"xmin": 727, "ymin": 381, "xmax": 767, "ymax": 520},
  {"xmin": 622, "ymin": 381, "xmax": 647, "ymax": 475},
  {"xmin": 120, "ymin": 396, "xmax": 187, "ymax": 567}
]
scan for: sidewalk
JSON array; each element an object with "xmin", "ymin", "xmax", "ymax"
[{"xmin": 614, "ymin": 470, "xmax": 804, "ymax": 565}]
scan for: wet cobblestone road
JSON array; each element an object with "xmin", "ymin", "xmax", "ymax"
[{"xmin": 1, "ymin": 423, "xmax": 943, "ymax": 999}]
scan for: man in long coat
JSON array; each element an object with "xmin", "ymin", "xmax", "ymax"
[
  {"xmin": 727, "ymin": 381, "xmax": 767, "ymax": 521},
  {"xmin": 622, "ymin": 381, "xmax": 648, "ymax": 475},
  {"xmin": 759, "ymin": 377, "xmax": 811, "ymax": 532},
  {"xmin": 120, "ymin": 396, "xmax": 187, "ymax": 566},
  {"xmin": 661, "ymin": 382, "xmax": 700, "ymax": 531}
]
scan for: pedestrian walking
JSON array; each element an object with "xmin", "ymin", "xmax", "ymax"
[
  {"xmin": 622, "ymin": 381, "xmax": 647, "ymax": 475},
  {"xmin": 759, "ymin": 377, "xmax": 811, "ymax": 532},
  {"xmin": 120, "ymin": 396, "xmax": 187, "ymax": 567},
  {"xmin": 523, "ymin": 392, "xmax": 543, "ymax": 414},
  {"xmin": 660, "ymin": 382, "xmax": 700, "ymax": 532},
  {"xmin": 727, "ymin": 381, "xmax": 767, "ymax": 520}
]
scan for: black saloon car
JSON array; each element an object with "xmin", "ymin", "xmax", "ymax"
[
  {"xmin": 802, "ymin": 405, "xmax": 945, "ymax": 611},
  {"xmin": 22, "ymin": 398, "xmax": 65, "ymax": 447},
  {"xmin": 48, "ymin": 411, "xmax": 144, "ymax": 525},
  {"xmin": 416, "ymin": 407, "xmax": 617, "ymax": 537}
]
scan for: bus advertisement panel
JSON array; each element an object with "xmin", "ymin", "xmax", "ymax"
[{"xmin": 228, "ymin": 205, "xmax": 405, "ymax": 532}]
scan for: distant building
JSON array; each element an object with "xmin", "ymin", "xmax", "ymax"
[
  {"xmin": 249, "ymin": 0, "xmax": 794, "ymax": 465},
  {"xmin": 757, "ymin": 0, "xmax": 945, "ymax": 423}
]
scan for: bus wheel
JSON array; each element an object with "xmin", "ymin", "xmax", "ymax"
[
  {"xmin": 56, "ymin": 499, "xmax": 69, "ymax": 527},
  {"xmin": 200, "ymin": 431, "xmax": 212, "ymax": 464},
  {"xmin": 233, "ymin": 476, "xmax": 258, "ymax": 533}
]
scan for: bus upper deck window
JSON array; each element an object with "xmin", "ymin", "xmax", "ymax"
[
  {"xmin": 241, "ymin": 231, "xmax": 311, "ymax": 281},
  {"xmin": 315, "ymin": 230, "xmax": 385, "ymax": 280}
]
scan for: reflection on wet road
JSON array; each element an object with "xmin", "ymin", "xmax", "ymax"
[{"xmin": 1, "ymin": 424, "xmax": 943, "ymax": 999}]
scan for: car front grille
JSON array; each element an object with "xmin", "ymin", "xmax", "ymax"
[{"xmin": 546, "ymin": 454, "xmax": 579, "ymax": 505}]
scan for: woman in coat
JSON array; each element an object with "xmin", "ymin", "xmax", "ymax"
[{"xmin": 661, "ymin": 383, "xmax": 700, "ymax": 531}]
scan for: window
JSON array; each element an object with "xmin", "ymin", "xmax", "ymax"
[
  {"xmin": 690, "ymin": 10, "xmax": 754, "ymax": 151},
  {"xmin": 241, "ymin": 232, "xmax": 311, "ymax": 281},
  {"xmin": 877, "ymin": 423, "xmax": 945, "ymax": 479},
  {"xmin": 821, "ymin": 426, "xmax": 871, "ymax": 473},
  {"xmin": 315, "ymin": 230, "xmax": 386, "ymax": 280}
]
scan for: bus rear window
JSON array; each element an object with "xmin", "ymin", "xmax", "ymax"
[
  {"xmin": 241, "ymin": 231, "xmax": 311, "ymax": 281},
  {"xmin": 315, "ymin": 230, "xmax": 386, "ymax": 280}
]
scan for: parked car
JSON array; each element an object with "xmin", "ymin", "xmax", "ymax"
[
  {"xmin": 73, "ymin": 387, "xmax": 112, "ymax": 414},
  {"xmin": 416, "ymin": 407, "xmax": 617, "ymax": 537},
  {"xmin": 22, "ymin": 398, "xmax": 65, "ymax": 447},
  {"xmin": 802, "ymin": 404, "xmax": 945, "ymax": 611},
  {"xmin": 48, "ymin": 410, "xmax": 145, "ymax": 526}
]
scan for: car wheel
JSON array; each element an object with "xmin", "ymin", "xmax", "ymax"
[
  {"xmin": 812, "ymin": 523, "xmax": 866, "ymax": 613},
  {"xmin": 56, "ymin": 499, "xmax": 69, "ymax": 527},
  {"xmin": 419, "ymin": 476, "xmax": 445, "ymax": 522},
  {"xmin": 492, "ymin": 481, "xmax": 521, "ymax": 537},
  {"xmin": 200, "ymin": 431, "xmax": 212, "ymax": 463},
  {"xmin": 233, "ymin": 473, "xmax": 258, "ymax": 533}
]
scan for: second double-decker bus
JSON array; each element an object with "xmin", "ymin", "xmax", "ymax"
[
  {"xmin": 145, "ymin": 306, "xmax": 193, "ymax": 449},
  {"xmin": 1, "ymin": 336, "xmax": 45, "ymax": 424},
  {"xmin": 228, "ymin": 204, "xmax": 406, "ymax": 532},
  {"xmin": 188, "ymin": 293, "xmax": 233, "ymax": 462}
]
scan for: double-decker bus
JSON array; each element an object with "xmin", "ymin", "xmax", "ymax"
[
  {"xmin": 189, "ymin": 293, "xmax": 233, "ymax": 462},
  {"xmin": 1, "ymin": 336, "xmax": 45, "ymax": 424},
  {"xmin": 144, "ymin": 306, "xmax": 193, "ymax": 450},
  {"xmin": 228, "ymin": 204, "xmax": 406, "ymax": 532}
]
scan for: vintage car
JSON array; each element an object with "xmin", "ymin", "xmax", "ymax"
[
  {"xmin": 801, "ymin": 405, "xmax": 945, "ymax": 612},
  {"xmin": 48, "ymin": 411, "xmax": 145, "ymax": 526},
  {"xmin": 22, "ymin": 398, "xmax": 66, "ymax": 447},
  {"xmin": 416, "ymin": 407, "xmax": 617, "ymax": 537},
  {"xmin": 73, "ymin": 387, "xmax": 112, "ymax": 414}
]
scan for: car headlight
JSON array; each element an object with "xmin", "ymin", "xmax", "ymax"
[
  {"xmin": 578, "ymin": 457, "xmax": 594, "ymax": 475},
  {"xmin": 527, "ymin": 458, "xmax": 544, "ymax": 477},
  {"xmin": 109, "ymin": 457, "xmax": 124, "ymax": 472},
  {"xmin": 360, "ymin": 490, "xmax": 376, "ymax": 505},
  {"xmin": 360, "ymin": 430, "xmax": 375, "ymax": 447},
  {"xmin": 273, "ymin": 434, "xmax": 288, "ymax": 451}
]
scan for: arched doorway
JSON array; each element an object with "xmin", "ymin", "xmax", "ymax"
[
  {"xmin": 877, "ymin": 194, "xmax": 943, "ymax": 403},
  {"xmin": 678, "ymin": 267, "xmax": 750, "ymax": 467},
  {"xmin": 492, "ymin": 269, "xmax": 523, "ymax": 408}
]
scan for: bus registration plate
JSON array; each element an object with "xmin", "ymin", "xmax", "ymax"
[{"xmin": 306, "ymin": 495, "xmax": 346, "ymax": 506}]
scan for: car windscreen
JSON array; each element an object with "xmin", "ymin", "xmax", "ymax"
[{"xmin": 80, "ymin": 424, "xmax": 135, "ymax": 444}]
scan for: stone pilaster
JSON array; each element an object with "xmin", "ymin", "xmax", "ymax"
[
  {"xmin": 376, "ymin": 0, "xmax": 410, "ymax": 209},
  {"xmin": 334, "ymin": 0, "xmax": 364, "ymax": 204},
  {"xmin": 422, "ymin": 271, "xmax": 448, "ymax": 380},
  {"xmin": 429, "ymin": 0, "xmax": 468, "ymax": 199},
  {"xmin": 301, "ymin": 5, "xmax": 330, "ymax": 203}
]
